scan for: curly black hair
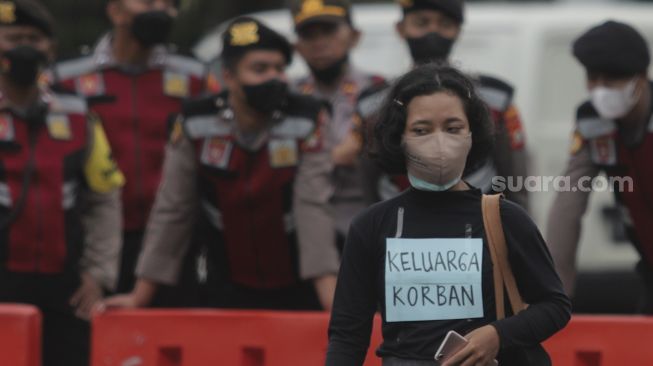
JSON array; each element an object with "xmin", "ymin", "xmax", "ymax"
[{"xmin": 370, "ymin": 63, "xmax": 494, "ymax": 175}]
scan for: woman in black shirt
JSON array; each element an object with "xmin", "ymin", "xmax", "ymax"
[{"xmin": 325, "ymin": 64, "xmax": 571, "ymax": 366}]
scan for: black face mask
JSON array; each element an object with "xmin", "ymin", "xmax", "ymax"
[
  {"xmin": 309, "ymin": 55, "xmax": 349, "ymax": 85},
  {"xmin": 1, "ymin": 46, "xmax": 46, "ymax": 87},
  {"xmin": 131, "ymin": 10, "xmax": 174, "ymax": 47},
  {"xmin": 406, "ymin": 32, "xmax": 455, "ymax": 65},
  {"xmin": 242, "ymin": 79, "xmax": 289, "ymax": 114}
]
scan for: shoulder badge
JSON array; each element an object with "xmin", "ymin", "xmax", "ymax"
[
  {"xmin": 570, "ymin": 130, "xmax": 584, "ymax": 155},
  {"xmin": 200, "ymin": 137, "xmax": 233, "ymax": 169},
  {"xmin": 75, "ymin": 73, "xmax": 105, "ymax": 97},
  {"xmin": 503, "ymin": 105, "xmax": 525, "ymax": 150},
  {"xmin": 170, "ymin": 115, "xmax": 185, "ymax": 146},
  {"xmin": 589, "ymin": 135, "xmax": 617, "ymax": 166},
  {"xmin": 46, "ymin": 114, "xmax": 72, "ymax": 141},
  {"xmin": 269, "ymin": 138, "xmax": 299, "ymax": 168},
  {"xmin": 164, "ymin": 70, "xmax": 190, "ymax": 98},
  {"xmin": 84, "ymin": 115, "xmax": 125, "ymax": 193},
  {"xmin": 301, "ymin": 109, "xmax": 327, "ymax": 152}
]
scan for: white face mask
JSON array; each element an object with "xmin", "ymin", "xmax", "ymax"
[{"xmin": 590, "ymin": 78, "xmax": 640, "ymax": 120}]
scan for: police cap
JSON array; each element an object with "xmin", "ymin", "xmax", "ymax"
[
  {"xmin": 573, "ymin": 20, "xmax": 650, "ymax": 76},
  {"xmin": 0, "ymin": 0, "xmax": 54, "ymax": 38},
  {"xmin": 221, "ymin": 17, "xmax": 293, "ymax": 66},
  {"xmin": 290, "ymin": 0, "xmax": 352, "ymax": 31},
  {"xmin": 397, "ymin": 0, "xmax": 464, "ymax": 24}
]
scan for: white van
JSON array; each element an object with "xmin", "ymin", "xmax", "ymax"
[{"xmin": 194, "ymin": 2, "xmax": 653, "ymax": 311}]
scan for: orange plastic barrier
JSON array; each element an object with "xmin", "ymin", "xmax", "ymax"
[
  {"xmin": 0, "ymin": 304, "xmax": 42, "ymax": 366},
  {"xmin": 92, "ymin": 310, "xmax": 382, "ymax": 366},
  {"xmin": 543, "ymin": 316, "xmax": 653, "ymax": 366},
  {"xmin": 92, "ymin": 311, "xmax": 653, "ymax": 366}
]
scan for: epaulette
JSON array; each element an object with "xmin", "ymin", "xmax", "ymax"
[
  {"xmin": 272, "ymin": 92, "xmax": 322, "ymax": 140},
  {"xmin": 164, "ymin": 54, "xmax": 206, "ymax": 79},
  {"xmin": 52, "ymin": 55, "xmax": 97, "ymax": 82},
  {"xmin": 182, "ymin": 92, "xmax": 231, "ymax": 139},
  {"xmin": 182, "ymin": 91, "xmax": 226, "ymax": 117},
  {"xmin": 49, "ymin": 92, "xmax": 88, "ymax": 115},
  {"xmin": 576, "ymin": 101, "xmax": 616, "ymax": 139},
  {"xmin": 475, "ymin": 74, "xmax": 514, "ymax": 112},
  {"xmin": 357, "ymin": 82, "xmax": 389, "ymax": 120},
  {"xmin": 285, "ymin": 92, "xmax": 325, "ymax": 120}
]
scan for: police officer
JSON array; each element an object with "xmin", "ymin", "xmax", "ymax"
[
  {"xmin": 547, "ymin": 21, "xmax": 653, "ymax": 312},
  {"xmin": 103, "ymin": 18, "xmax": 335, "ymax": 311},
  {"xmin": 52, "ymin": 0, "xmax": 216, "ymax": 294},
  {"xmin": 0, "ymin": 1, "xmax": 124, "ymax": 365},
  {"xmin": 358, "ymin": 0, "xmax": 529, "ymax": 209},
  {"xmin": 289, "ymin": 0, "xmax": 386, "ymax": 305}
]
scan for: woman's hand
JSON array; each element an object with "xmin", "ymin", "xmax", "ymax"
[{"xmin": 442, "ymin": 325, "xmax": 500, "ymax": 366}]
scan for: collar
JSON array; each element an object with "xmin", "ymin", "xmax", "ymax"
[
  {"xmin": 92, "ymin": 33, "xmax": 170, "ymax": 71},
  {"xmin": 299, "ymin": 64, "xmax": 360, "ymax": 98}
]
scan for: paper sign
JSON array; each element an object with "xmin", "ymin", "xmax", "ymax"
[{"xmin": 385, "ymin": 238, "xmax": 484, "ymax": 322}]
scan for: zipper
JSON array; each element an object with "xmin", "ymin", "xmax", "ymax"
[
  {"xmin": 27, "ymin": 124, "xmax": 43, "ymax": 272},
  {"xmin": 34, "ymin": 171, "xmax": 44, "ymax": 272},
  {"xmin": 130, "ymin": 77, "xmax": 145, "ymax": 224},
  {"xmin": 244, "ymin": 153, "xmax": 265, "ymax": 286}
]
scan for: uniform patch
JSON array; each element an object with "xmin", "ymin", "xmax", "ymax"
[
  {"xmin": 46, "ymin": 115, "xmax": 72, "ymax": 140},
  {"xmin": 342, "ymin": 81, "xmax": 357, "ymax": 96},
  {"xmin": 84, "ymin": 118, "xmax": 125, "ymax": 194},
  {"xmin": 300, "ymin": 82, "xmax": 314, "ymax": 95},
  {"xmin": 76, "ymin": 73, "xmax": 105, "ymax": 97},
  {"xmin": 570, "ymin": 130, "xmax": 584, "ymax": 155},
  {"xmin": 504, "ymin": 105, "xmax": 525, "ymax": 150},
  {"xmin": 301, "ymin": 110, "xmax": 326, "ymax": 152},
  {"xmin": 269, "ymin": 139, "xmax": 298, "ymax": 168},
  {"xmin": 169, "ymin": 116, "xmax": 184, "ymax": 146},
  {"xmin": 206, "ymin": 72, "xmax": 221, "ymax": 93},
  {"xmin": 164, "ymin": 71, "xmax": 190, "ymax": 98},
  {"xmin": 0, "ymin": 114, "xmax": 15, "ymax": 142},
  {"xmin": 201, "ymin": 138, "xmax": 233, "ymax": 169},
  {"xmin": 590, "ymin": 136, "xmax": 617, "ymax": 166}
]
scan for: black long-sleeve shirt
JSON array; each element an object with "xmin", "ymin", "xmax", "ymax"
[{"xmin": 326, "ymin": 187, "xmax": 571, "ymax": 365}]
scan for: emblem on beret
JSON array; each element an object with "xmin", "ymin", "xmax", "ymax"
[
  {"xmin": 302, "ymin": 0, "xmax": 325, "ymax": 15},
  {"xmin": 229, "ymin": 22, "xmax": 260, "ymax": 47},
  {"xmin": 0, "ymin": 1, "xmax": 16, "ymax": 24}
]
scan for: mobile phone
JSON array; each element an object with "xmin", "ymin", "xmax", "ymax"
[
  {"xmin": 434, "ymin": 330, "xmax": 499, "ymax": 365},
  {"xmin": 434, "ymin": 330, "xmax": 468, "ymax": 364}
]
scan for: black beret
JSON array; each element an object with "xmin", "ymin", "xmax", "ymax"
[
  {"xmin": 221, "ymin": 17, "xmax": 293, "ymax": 66},
  {"xmin": 0, "ymin": 0, "xmax": 54, "ymax": 38},
  {"xmin": 397, "ymin": 0, "xmax": 464, "ymax": 24},
  {"xmin": 573, "ymin": 20, "xmax": 650, "ymax": 76}
]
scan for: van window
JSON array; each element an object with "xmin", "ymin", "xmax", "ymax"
[{"xmin": 536, "ymin": 31, "xmax": 587, "ymax": 125}]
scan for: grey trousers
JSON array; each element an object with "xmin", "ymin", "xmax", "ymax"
[{"xmin": 383, "ymin": 357, "xmax": 436, "ymax": 366}]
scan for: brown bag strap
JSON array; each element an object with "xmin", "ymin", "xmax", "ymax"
[{"xmin": 482, "ymin": 194, "xmax": 527, "ymax": 320}]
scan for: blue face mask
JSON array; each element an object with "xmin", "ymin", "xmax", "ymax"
[{"xmin": 408, "ymin": 173, "xmax": 460, "ymax": 192}]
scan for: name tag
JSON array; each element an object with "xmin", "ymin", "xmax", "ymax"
[{"xmin": 385, "ymin": 238, "xmax": 484, "ymax": 323}]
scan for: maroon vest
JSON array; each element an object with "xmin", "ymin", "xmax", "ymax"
[
  {"xmin": 0, "ymin": 93, "xmax": 89, "ymax": 274},
  {"xmin": 184, "ymin": 100, "xmax": 318, "ymax": 289},
  {"xmin": 577, "ymin": 100, "xmax": 653, "ymax": 265},
  {"xmin": 54, "ymin": 54, "xmax": 209, "ymax": 231}
]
